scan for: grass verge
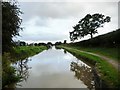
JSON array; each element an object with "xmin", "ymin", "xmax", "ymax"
[
  {"xmin": 57, "ymin": 45, "xmax": 120, "ymax": 88},
  {"xmin": 12, "ymin": 46, "xmax": 47, "ymax": 62},
  {"xmin": 63, "ymin": 44, "xmax": 119, "ymax": 62}
]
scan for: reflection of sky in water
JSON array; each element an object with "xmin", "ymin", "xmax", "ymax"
[{"xmin": 17, "ymin": 47, "xmax": 90, "ymax": 88}]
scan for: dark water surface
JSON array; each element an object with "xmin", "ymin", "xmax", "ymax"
[{"xmin": 14, "ymin": 46, "xmax": 95, "ymax": 89}]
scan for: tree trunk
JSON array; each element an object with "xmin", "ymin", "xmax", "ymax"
[{"xmin": 90, "ymin": 33, "xmax": 93, "ymax": 39}]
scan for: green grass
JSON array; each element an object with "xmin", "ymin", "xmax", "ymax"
[
  {"xmin": 57, "ymin": 45, "xmax": 120, "ymax": 88},
  {"xmin": 63, "ymin": 44, "xmax": 119, "ymax": 62},
  {"xmin": 12, "ymin": 46, "xmax": 47, "ymax": 61}
]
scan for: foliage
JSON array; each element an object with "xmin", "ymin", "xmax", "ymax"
[
  {"xmin": 70, "ymin": 13, "xmax": 110, "ymax": 41},
  {"xmin": 19, "ymin": 41, "xmax": 26, "ymax": 46},
  {"xmin": 37, "ymin": 43, "xmax": 46, "ymax": 46},
  {"xmin": 47, "ymin": 42, "xmax": 53, "ymax": 45},
  {"xmin": 2, "ymin": 53, "xmax": 21, "ymax": 88},
  {"xmin": 55, "ymin": 41, "xmax": 62, "ymax": 45},
  {"xmin": 69, "ymin": 29, "xmax": 120, "ymax": 48},
  {"xmin": 2, "ymin": 1, "xmax": 23, "ymax": 88},
  {"xmin": 2, "ymin": 1, "xmax": 23, "ymax": 53},
  {"xmin": 64, "ymin": 40, "xmax": 67, "ymax": 44}
]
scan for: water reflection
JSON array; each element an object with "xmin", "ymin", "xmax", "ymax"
[
  {"xmin": 55, "ymin": 46, "xmax": 67, "ymax": 54},
  {"xmin": 12, "ymin": 47, "xmax": 98, "ymax": 88},
  {"xmin": 70, "ymin": 60, "xmax": 95, "ymax": 89},
  {"xmin": 64, "ymin": 49, "xmax": 67, "ymax": 54},
  {"xmin": 14, "ymin": 58, "xmax": 31, "ymax": 86}
]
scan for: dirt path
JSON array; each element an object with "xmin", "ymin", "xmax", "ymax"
[{"xmin": 78, "ymin": 50, "xmax": 119, "ymax": 70}]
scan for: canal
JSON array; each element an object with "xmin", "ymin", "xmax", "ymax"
[{"xmin": 14, "ymin": 46, "xmax": 95, "ymax": 89}]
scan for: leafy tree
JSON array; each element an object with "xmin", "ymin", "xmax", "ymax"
[
  {"xmin": 64, "ymin": 40, "xmax": 67, "ymax": 44},
  {"xmin": 2, "ymin": 1, "xmax": 23, "ymax": 88},
  {"xmin": 2, "ymin": 1, "xmax": 22, "ymax": 53},
  {"xmin": 47, "ymin": 42, "xmax": 53, "ymax": 46},
  {"xmin": 70, "ymin": 13, "xmax": 111, "ymax": 41},
  {"xmin": 34, "ymin": 43, "xmax": 38, "ymax": 46},
  {"xmin": 20, "ymin": 41, "xmax": 26, "ymax": 46},
  {"xmin": 55, "ymin": 41, "xmax": 62, "ymax": 45},
  {"xmin": 38, "ymin": 43, "xmax": 46, "ymax": 46}
]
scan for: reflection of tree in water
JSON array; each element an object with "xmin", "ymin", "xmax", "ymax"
[
  {"xmin": 64, "ymin": 49, "xmax": 67, "ymax": 54},
  {"xmin": 70, "ymin": 61, "xmax": 95, "ymax": 90},
  {"xmin": 14, "ymin": 58, "xmax": 31, "ymax": 83}
]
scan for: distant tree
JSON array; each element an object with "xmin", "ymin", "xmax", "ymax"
[
  {"xmin": 38, "ymin": 43, "xmax": 46, "ymax": 46},
  {"xmin": 47, "ymin": 42, "xmax": 53, "ymax": 46},
  {"xmin": 26, "ymin": 43, "xmax": 29, "ymax": 46},
  {"xmin": 34, "ymin": 43, "xmax": 38, "ymax": 46},
  {"xmin": 38, "ymin": 43, "xmax": 42, "ymax": 46},
  {"xmin": 29, "ymin": 43, "xmax": 34, "ymax": 46},
  {"xmin": 55, "ymin": 42, "xmax": 62, "ymax": 45},
  {"xmin": 64, "ymin": 40, "xmax": 67, "ymax": 44},
  {"xmin": 2, "ymin": 1, "xmax": 23, "ymax": 53},
  {"xmin": 70, "ymin": 13, "xmax": 111, "ymax": 41},
  {"xmin": 20, "ymin": 41, "xmax": 26, "ymax": 46}
]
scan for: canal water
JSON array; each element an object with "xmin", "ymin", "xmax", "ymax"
[{"xmin": 14, "ymin": 46, "xmax": 95, "ymax": 89}]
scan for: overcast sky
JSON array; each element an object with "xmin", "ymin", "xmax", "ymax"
[{"xmin": 13, "ymin": 0, "xmax": 119, "ymax": 44}]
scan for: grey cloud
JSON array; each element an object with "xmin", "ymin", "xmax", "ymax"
[
  {"xmin": 34, "ymin": 18, "xmax": 48, "ymax": 27},
  {"xmin": 19, "ymin": 2, "xmax": 84, "ymax": 21},
  {"xmin": 17, "ymin": 32, "xmax": 67, "ymax": 41},
  {"xmin": 20, "ymin": 2, "xmax": 117, "ymax": 23},
  {"xmin": 15, "ymin": 2, "xmax": 118, "ymax": 43}
]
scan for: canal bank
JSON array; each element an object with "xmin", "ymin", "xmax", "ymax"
[
  {"xmin": 2, "ymin": 46, "xmax": 47, "ymax": 88},
  {"xmin": 57, "ymin": 45, "xmax": 119, "ymax": 89},
  {"xmin": 13, "ymin": 46, "xmax": 48, "ymax": 62}
]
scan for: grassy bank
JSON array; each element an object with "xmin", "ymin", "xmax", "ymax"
[
  {"xmin": 62, "ymin": 44, "xmax": 119, "ymax": 62},
  {"xmin": 57, "ymin": 45, "xmax": 120, "ymax": 88},
  {"xmin": 2, "ymin": 46, "xmax": 47, "ymax": 88},
  {"xmin": 12, "ymin": 46, "xmax": 47, "ymax": 61},
  {"xmin": 66, "ymin": 29, "xmax": 120, "ymax": 62}
]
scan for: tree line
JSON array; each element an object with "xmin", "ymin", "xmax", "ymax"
[{"xmin": 15, "ymin": 40, "xmax": 67, "ymax": 46}]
